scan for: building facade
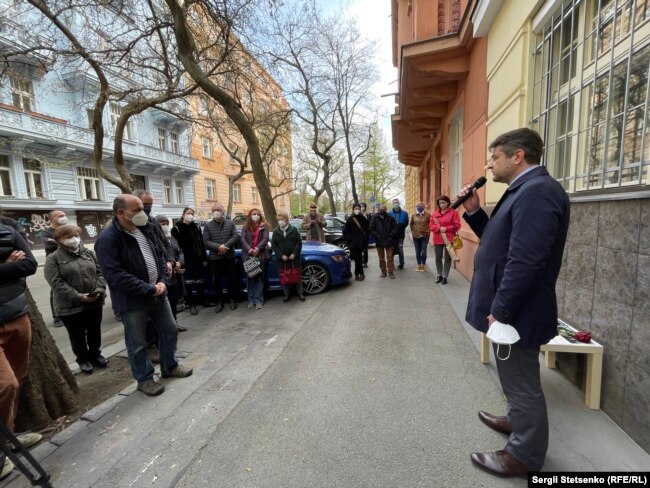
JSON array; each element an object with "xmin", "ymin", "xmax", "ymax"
[
  {"xmin": 0, "ymin": 4, "xmax": 198, "ymax": 248},
  {"xmin": 392, "ymin": 0, "xmax": 650, "ymax": 451}
]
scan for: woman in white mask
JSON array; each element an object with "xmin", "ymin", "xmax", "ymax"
[
  {"xmin": 171, "ymin": 207, "xmax": 208, "ymax": 315},
  {"xmin": 270, "ymin": 211, "xmax": 305, "ymax": 302},
  {"xmin": 44, "ymin": 225, "xmax": 108, "ymax": 374}
]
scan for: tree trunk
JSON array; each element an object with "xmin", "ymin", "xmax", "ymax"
[{"xmin": 15, "ymin": 289, "xmax": 78, "ymax": 432}]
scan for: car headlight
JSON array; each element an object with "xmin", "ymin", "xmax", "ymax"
[{"xmin": 331, "ymin": 254, "xmax": 345, "ymax": 262}]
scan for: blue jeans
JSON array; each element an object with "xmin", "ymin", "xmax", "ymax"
[
  {"xmin": 121, "ymin": 296, "xmax": 178, "ymax": 383},
  {"xmin": 413, "ymin": 237, "xmax": 429, "ymax": 265},
  {"xmin": 247, "ymin": 273, "xmax": 265, "ymax": 305}
]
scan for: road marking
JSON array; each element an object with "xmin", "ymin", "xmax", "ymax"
[{"xmin": 265, "ymin": 335, "xmax": 278, "ymax": 346}]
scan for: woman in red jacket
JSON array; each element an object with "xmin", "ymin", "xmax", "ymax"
[{"xmin": 429, "ymin": 195, "xmax": 461, "ymax": 284}]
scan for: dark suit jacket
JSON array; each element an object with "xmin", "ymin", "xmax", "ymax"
[{"xmin": 464, "ymin": 166, "xmax": 570, "ymax": 348}]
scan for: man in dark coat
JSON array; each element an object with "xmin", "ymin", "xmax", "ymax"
[
  {"xmin": 458, "ymin": 128, "xmax": 570, "ymax": 476},
  {"xmin": 369, "ymin": 204, "xmax": 397, "ymax": 279}
]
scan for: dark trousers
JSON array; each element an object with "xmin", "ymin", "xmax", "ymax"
[
  {"xmin": 210, "ymin": 259, "xmax": 238, "ymax": 303},
  {"xmin": 434, "ymin": 244, "xmax": 452, "ymax": 278},
  {"xmin": 60, "ymin": 307, "xmax": 102, "ymax": 364},
  {"xmin": 183, "ymin": 262, "xmax": 206, "ymax": 305},
  {"xmin": 350, "ymin": 248, "xmax": 364, "ymax": 276},
  {"xmin": 362, "ymin": 246, "xmax": 368, "ymax": 265},
  {"xmin": 493, "ymin": 342, "xmax": 548, "ymax": 471}
]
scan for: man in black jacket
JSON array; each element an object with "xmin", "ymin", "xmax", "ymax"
[
  {"xmin": 95, "ymin": 195, "xmax": 193, "ymax": 397},
  {"xmin": 0, "ymin": 222, "xmax": 38, "ymax": 479},
  {"xmin": 369, "ymin": 204, "xmax": 398, "ymax": 279}
]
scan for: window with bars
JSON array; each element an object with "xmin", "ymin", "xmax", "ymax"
[
  {"xmin": 170, "ymin": 133, "xmax": 179, "ymax": 154},
  {"xmin": 233, "ymin": 183, "xmax": 241, "ymax": 202},
  {"xmin": 0, "ymin": 155, "xmax": 14, "ymax": 197},
  {"xmin": 23, "ymin": 159, "xmax": 44, "ymax": 198},
  {"xmin": 205, "ymin": 178, "xmax": 216, "ymax": 200},
  {"xmin": 202, "ymin": 137, "xmax": 212, "ymax": 158},
  {"xmin": 530, "ymin": 0, "xmax": 650, "ymax": 192},
  {"xmin": 158, "ymin": 128, "xmax": 167, "ymax": 150},
  {"xmin": 10, "ymin": 76, "xmax": 33, "ymax": 112},
  {"xmin": 77, "ymin": 167, "xmax": 102, "ymax": 200},
  {"xmin": 163, "ymin": 179, "xmax": 172, "ymax": 204},
  {"xmin": 109, "ymin": 103, "xmax": 134, "ymax": 141}
]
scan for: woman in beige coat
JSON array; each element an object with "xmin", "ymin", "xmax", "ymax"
[{"xmin": 409, "ymin": 202, "xmax": 431, "ymax": 272}]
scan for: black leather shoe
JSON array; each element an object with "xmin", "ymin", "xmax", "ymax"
[
  {"xmin": 478, "ymin": 411, "xmax": 512, "ymax": 435},
  {"xmin": 299, "ymin": 296, "xmax": 306, "ymax": 302},
  {"xmin": 283, "ymin": 296, "xmax": 290, "ymax": 302},
  {"xmin": 398, "ymin": 264, "xmax": 404, "ymax": 270},
  {"xmin": 78, "ymin": 362, "xmax": 94, "ymax": 374},
  {"xmin": 189, "ymin": 304, "xmax": 198, "ymax": 315},
  {"xmin": 470, "ymin": 450, "xmax": 530, "ymax": 477},
  {"xmin": 215, "ymin": 302, "xmax": 224, "ymax": 313},
  {"xmin": 91, "ymin": 355, "xmax": 109, "ymax": 367},
  {"xmin": 435, "ymin": 276, "xmax": 443, "ymax": 283},
  {"xmin": 229, "ymin": 300, "xmax": 237, "ymax": 310},
  {"xmin": 441, "ymin": 277, "xmax": 448, "ymax": 284}
]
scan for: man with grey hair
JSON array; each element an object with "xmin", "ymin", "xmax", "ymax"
[
  {"xmin": 203, "ymin": 202, "xmax": 240, "ymax": 312},
  {"xmin": 95, "ymin": 194, "xmax": 192, "ymax": 396}
]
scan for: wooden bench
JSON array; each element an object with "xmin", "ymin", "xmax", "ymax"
[{"xmin": 479, "ymin": 320, "xmax": 604, "ymax": 410}]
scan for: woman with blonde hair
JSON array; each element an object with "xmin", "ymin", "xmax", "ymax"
[
  {"xmin": 409, "ymin": 201, "xmax": 431, "ymax": 272},
  {"xmin": 240, "ymin": 208, "xmax": 270, "ymax": 309}
]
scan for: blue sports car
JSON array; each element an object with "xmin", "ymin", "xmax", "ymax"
[{"xmin": 199, "ymin": 239, "xmax": 352, "ymax": 299}]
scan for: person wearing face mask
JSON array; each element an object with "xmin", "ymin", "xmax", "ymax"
[
  {"xmin": 44, "ymin": 225, "xmax": 108, "ymax": 374},
  {"xmin": 240, "ymin": 208, "xmax": 270, "ymax": 309},
  {"xmin": 301, "ymin": 203, "xmax": 326, "ymax": 242},
  {"xmin": 343, "ymin": 203, "xmax": 369, "ymax": 281},
  {"xmin": 171, "ymin": 207, "xmax": 208, "ymax": 315},
  {"xmin": 409, "ymin": 202, "xmax": 431, "ymax": 272},
  {"xmin": 271, "ymin": 211, "xmax": 305, "ymax": 302},
  {"xmin": 95, "ymin": 195, "xmax": 193, "ymax": 397},
  {"xmin": 387, "ymin": 198, "xmax": 409, "ymax": 270},
  {"xmin": 155, "ymin": 215, "xmax": 187, "ymax": 332},
  {"xmin": 429, "ymin": 195, "xmax": 461, "ymax": 285},
  {"xmin": 369, "ymin": 204, "xmax": 398, "ymax": 278},
  {"xmin": 41, "ymin": 209, "xmax": 69, "ymax": 326},
  {"xmin": 203, "ymin": 203, "xmax": 240, "ymax": 312}
]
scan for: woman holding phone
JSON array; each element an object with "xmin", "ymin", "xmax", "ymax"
[{"xmin": 44, "ymin": 224, "xmax": 107, "ymax": 374}]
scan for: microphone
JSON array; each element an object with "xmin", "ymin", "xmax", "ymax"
[{"xmin": 451, "ymin": 176, "xmax": 488, "ymax": 209}]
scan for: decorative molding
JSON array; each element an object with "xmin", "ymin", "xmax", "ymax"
[{"xmin": 472, "ymin": 0, "xmax": 505, "ymax": 37}]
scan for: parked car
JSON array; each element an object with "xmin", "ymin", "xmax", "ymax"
[
  {"xmin": 196, "ymin": 239, "xmax": 352, "ymax": 299},
  {"xmin": 290, "ymin": 217, "xmax": 350, "ymax": 255}
]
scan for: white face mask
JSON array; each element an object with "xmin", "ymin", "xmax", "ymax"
[
  {"xmin": 278, "ymin": 220, "xmax": 288, "ymax": 229},
  {"xmin": 130, "ymin": 210, "xmax": 149, "ymax": 227},
  {"xmin": 160, "ymin": 224, "xmax": 170, "ymax": 234},
  {"xmin": 353, "ymin": 209, "xmax": 361, "ymax": 215},
  {"xmin": 251, "ymin": 215, "xmax": 260, "ymax": 223},
  {"xmin": 486, "ymin": 321, "xmax": 521, "ymax": 361},
  {"xmin": 62, "ymin": 236, "xmax": 80, "ymax": 248},
  {"xmin": 184, "ymin": 214, "xmax": 194, "ymax": 223},
  {"xmin": 213, "ymin": 211, "xmax": 223, "ymax": 220},
  {"xmin": 57, "ymin": 216, "xmax": 68, "ymax": 225}
]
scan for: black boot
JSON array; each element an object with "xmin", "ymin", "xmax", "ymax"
[
  {"xmin": 215, "ymin": 302, "xmax": 224, "ymax": 313},
  {"xmin": 229, "ymin": 299, "xmax": 237, "ymax": 310},
  {"xmin": 435, "ymin": 276, "xmax": 443, "ymax": 283}
]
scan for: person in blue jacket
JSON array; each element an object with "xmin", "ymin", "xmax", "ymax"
[
  {"xmin": 95, "ymin": 194, "xmax": 193, "ymax": 397},
  {"xmin": 458, "ymin": 128, "xmax": 570, "ymax": 477},
  {"xmin": 388, "ymin": 198, "xmax": 409, "ymax": 269}
]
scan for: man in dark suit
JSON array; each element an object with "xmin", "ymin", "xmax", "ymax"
[{"xmin": 458, "ymin": 128, "xmax": 570, "ymax": 476}]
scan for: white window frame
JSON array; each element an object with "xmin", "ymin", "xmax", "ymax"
[
  {"xmin": 109, "ymin": 103, "xmax": 134, "ymax": 141},
  {"xmin": 158, "ymin": 128, "xmax": 167, "ymax": 151},
  {"xmin": 170, "ymin": 133, "xmax": 179, "ymax": 154},
  {"xmin": 233, "ymin": 183, "xmax": 241, "ymax": 202},
  {"xmin": 163, "ymin": 179, "xmax": 172, "ymax": 204},
  {"xmin": 77, "ymin": 167, "xmax": 103, "ymax": 201},
  {"xmin": 175, "ymin": 180, "xmax": 184, "ymax": 203},
  {"xmin": 0, "ymin": 155, "xmax": 14, "ymax": 197},
  {"xmin": 205, "ymin": 178, "xmax": 216, "ymax": 200},
  {"xmin": 10, "ymin": 76, "xmax": 33, "ymax": 112},
  {"xmin": 201, "ymin": 137, "xmax": 212, "ymax": 158},
  {"xmin": 251, "ymin": 186, "xmax": 258, "ymax": 203},
  {"xmin": 23, "ymin": 158, "xmax": 44, "ymax": 198}
]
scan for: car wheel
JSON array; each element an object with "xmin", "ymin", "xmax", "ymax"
[
  {"xmin": 302, "ymin": 262, "xmax": 331, "ymax": 295},
  {"xmin": 334, "ymin": 239, "xmax": 350, "ymax": 257}
]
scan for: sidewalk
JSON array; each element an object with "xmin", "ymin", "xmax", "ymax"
[{"xmin": 5, "ymin": 238, "xmax": 649, "ymax": 487}]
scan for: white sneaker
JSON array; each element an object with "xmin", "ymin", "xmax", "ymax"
[
  {"xmin": 247, "ymin": 302, "xmax": 254, "ymax": 309},
  {"xmin": 15, "ymin": 432, "xmax": 43, "ymax": 449},
  {"xmin": 0, "ymin": 457, "xmax": 14, "ymax": 481},
  {"xmin": 255, "ymin": 303, "xmax": 263, "ymax": 310}
]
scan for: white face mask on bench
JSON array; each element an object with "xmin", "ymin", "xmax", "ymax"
[{"xmin": 486, "ymin": 320, "xmax": 521, "ymax": 361}]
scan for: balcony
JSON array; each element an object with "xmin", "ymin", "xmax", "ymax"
[{"xmin": 0, "ymin": 105, "xmax": 199, "ymax": 173}]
